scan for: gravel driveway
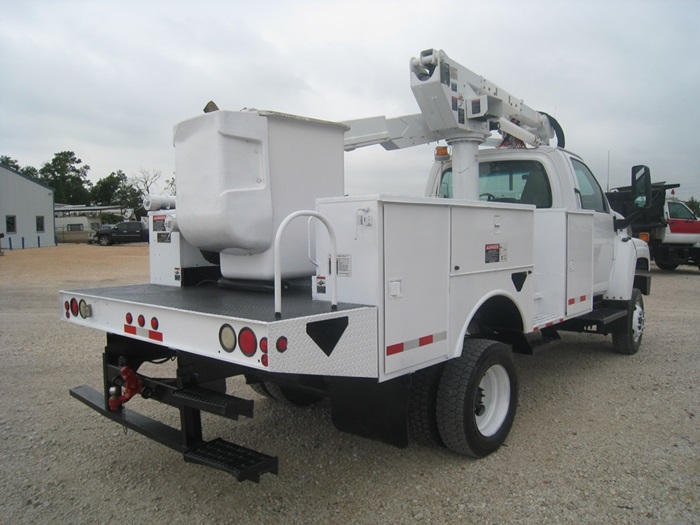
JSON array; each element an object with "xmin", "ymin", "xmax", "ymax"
[{"xmin": 0, "ymin": 244, "xmax": 697, "ymax": 524}]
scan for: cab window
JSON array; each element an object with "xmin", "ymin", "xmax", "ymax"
[
  {"xmin": 437, "ymin": 160, "xmax": 552, "ymax": 208},
  {"xmin": 668, "ymin": 201, "xmax": 696, "ymax": 220},
  {"xmin": 571, "ymin": 159, "xmax": 608, "ymax": 213}
]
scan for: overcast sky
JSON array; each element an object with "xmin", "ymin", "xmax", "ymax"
[{"xmin": 1, "ymin": 0, "xmax": 699, "ymax": 199}]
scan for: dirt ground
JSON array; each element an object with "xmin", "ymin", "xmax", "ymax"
[{"xmin": 0, "ymin": 243, "xmax": 698, "ymax": 524}]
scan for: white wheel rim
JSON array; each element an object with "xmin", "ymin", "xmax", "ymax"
[
  {"xmin": 632, "ymin": 301, "xmax": 645, "ymax": 343},
  {"xmin": 475, "ymin": 364, "xmax": 511, "ymax": 437}
]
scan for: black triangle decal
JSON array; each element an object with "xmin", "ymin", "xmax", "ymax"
[{"xmin": 306, "ymin": 317, "xmax": 348, "ymax": 357}]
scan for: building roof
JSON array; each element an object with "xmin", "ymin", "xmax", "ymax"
[{"xmin": 0, "ymin": 163, "xmax": 55, "ymax": 192}]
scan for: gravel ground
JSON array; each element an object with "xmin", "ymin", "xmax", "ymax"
[{"xmin": 0, "ymin": 244, "xmax": 698, "ymax": 524}]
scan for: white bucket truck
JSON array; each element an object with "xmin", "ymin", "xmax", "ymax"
[{"xmin": 61, "ymin": 49, "xmax": 652, "ymax": 482}]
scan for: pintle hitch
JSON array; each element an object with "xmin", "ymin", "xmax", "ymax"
[{"xmin": 108, "ymin": 366, "xmax": 144, "ymax": 411}]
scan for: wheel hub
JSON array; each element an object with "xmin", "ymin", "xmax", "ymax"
[
  {"xmin": 632, "ymin": 302, "xmax": 645, "ymax": 343},
  {"xmin": 474, "ymin": 364, "xmax": 511, "ymax": 437}
]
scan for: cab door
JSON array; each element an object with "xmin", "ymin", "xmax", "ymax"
[{"xmin": 570, "ymin": 158, "xmax": 614, "ymax": 295}]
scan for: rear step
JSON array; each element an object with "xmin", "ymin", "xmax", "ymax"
[
  {"xmin": 70, "ymin": 384, "xmax": 278, "ymax": 482},
  {"xmin": 169, "ymin": 386, "xmax": 254, "ymax": 419},
  {"xmin": 185, "ymin": 438, "xmax": 278, "ymax": 482}
]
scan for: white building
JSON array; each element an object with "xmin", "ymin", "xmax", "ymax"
[{"xmin": 0, "ymin": 164, "xmax": 56, "ymax": 249}]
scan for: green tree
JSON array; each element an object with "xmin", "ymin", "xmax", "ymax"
[
  {"xmin": 0, "ymin": 155, "xmax": 39, "ymax": 178},
  {"xmin": 39, "ymin": 151, "xmax": 92, "ymax": 204},
  {"xmin": 0, "ymin": 155, "xmax": 21, "ymax": 171},
  {"xmin": 686, "ymin": 196, "xmax": 699, "ymax": 216},
  {"xmin": 91, "ymin": 170, "xmax": 140, "ymax": 208}
]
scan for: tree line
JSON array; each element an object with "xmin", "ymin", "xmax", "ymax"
[{"xmin": 1, "ymin": 151, "xmax": 175, "ymax": 215}]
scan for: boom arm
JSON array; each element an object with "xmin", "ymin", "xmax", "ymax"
[{"xmin": 343, "ymin": 48, "xmax": 562, "ymax": 199}]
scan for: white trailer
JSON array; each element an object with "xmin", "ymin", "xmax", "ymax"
[{"xmin": 61, "ymin": 49, "xmax": 652, "ymax": 482}]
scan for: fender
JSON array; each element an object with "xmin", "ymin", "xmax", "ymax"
[
  {"xmin": 604, "ymin": 234, "xmax": 639, "ymax": 300},
  {"xmin": 452, "ymin": 289, "xmax": 527, "ymax": 359}
]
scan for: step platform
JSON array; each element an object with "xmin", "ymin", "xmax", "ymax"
[{"xmin": 184, "ymin": 438, "xmax": 278, "ymax": 482}]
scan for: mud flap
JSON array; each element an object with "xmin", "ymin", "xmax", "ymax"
[{"xmin": 329, "ymin": 376, "xmax": 410, "ymax": 448}]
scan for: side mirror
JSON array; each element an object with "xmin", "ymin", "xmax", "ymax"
[{"xmin": 631, "ymin": 165, "xmax": 652, "ymax": 209}]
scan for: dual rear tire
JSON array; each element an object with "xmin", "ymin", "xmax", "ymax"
[{"xmin": 409, "ymin": 338, "xmax": 518, "ymax": 458}]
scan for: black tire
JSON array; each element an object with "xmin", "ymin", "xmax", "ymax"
[
  {"xmin": 264, "ymin": 382, "xmax": 323, "ymax": 407},
  {"xmin": 612, "ymin": 288, "xmax": 645, "ymax": 355},
  {"xmin": 655, "ymin": 259, "xmax": 678, "ymax": 271},
  {"xmin": 436, "ymin": 339, "xmax": 518, "ymax": 458},
  {"xmin": 98, "ymin": 235, "xmax": 112, "ymax": 246},
  {"xmin": 408, "ymin": 366, "xmax": 444, "ymax": 447}
]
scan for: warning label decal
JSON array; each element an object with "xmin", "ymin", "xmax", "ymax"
[{"xmin": 485, "ymin": 243, "xmax": 508, "ymax": 263}]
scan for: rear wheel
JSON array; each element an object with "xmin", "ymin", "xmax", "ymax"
[
  {"xmin": 408, "ymin": 365, "xmax": 443, "ymax": 446},
  {"xmin": 436, "ymin": 339, "xmax": 518, "ymax": 457},
  {"xmin": 612, "ymin": 288, "xmax": 645, "ymax": 355}
]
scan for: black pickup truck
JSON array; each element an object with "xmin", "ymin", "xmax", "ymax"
[{"xmin": 93, "ymin": 221, "xmax": 149, "ymax": 246}]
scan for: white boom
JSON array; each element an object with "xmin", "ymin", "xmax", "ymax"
[{"xmin": 344, "ymin": 48, "xmax": 557, "ymax": 199}]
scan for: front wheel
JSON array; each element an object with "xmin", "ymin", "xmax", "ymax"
[
  {"xmin": 98, "ymin": 235, "xmax": 112, "ymax": 246},
  {"xmin": 612, "ymin": 288, "xmax": 645, "ymax": 355},
  {"xmin": 436, "ymin": 339, "xmax": 518, "ymax": 458},
  {"xmin": 655, "ymin": 258, "xmax": 678, "ymax": 271}
]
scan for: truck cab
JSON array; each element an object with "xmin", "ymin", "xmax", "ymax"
[{"xmin": 425, "ymin": 146, "xmax": 649, "ymax": 298}]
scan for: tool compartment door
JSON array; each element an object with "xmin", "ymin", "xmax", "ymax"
[
  {"xmin": 566, "ymin": 210, "xmax": 594, "ymax": 316},
  {"xmin": 383, "ymin": 202, "xmax": 450, "ymax": 376}
]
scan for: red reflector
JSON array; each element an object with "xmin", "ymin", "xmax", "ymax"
[
  {"xmin": 65, "ymin": 311, "xmax": 70, "ymax": 319},
  {"xmin": 239, "ymin": 327, "xmax": 257, "ymax": 357},
  {"xmin": 149, "ymin": 330, "xmax": 163, "ymax": 342},
  {"xmin": 275, "ymin": 336, "xmax": 288, "ymax": 353},
  {"xmin": 386, "ymin": 342, "xmax": 404, "ymax": 356},
  {"xmin": 419, "ymin": 335, "xmax": 433, "ymax": 346},
  {"xmin": 137, "ymin": 315, "xmax": 145, "ymax": 328},
  {"xmin": 260, "ymin": 337, "xmax": 268, "ymax": 353},
  {"xmin": 261, "ymin": 354, "xmax": 269, "ymax": 367},
  {"xmin": 125, "ymin": 325, "xmax": 137, "ymax": 335},
  {"xmin": 151, "ymin": 317, "xmax": 159, "ymax": 330},
  {"xmin": 70, "ymin": 298, "xmax": 79, "ymax": 317},
  {"xmin": 64, "ymin": 301, "xmax": 70, "ymax": 311},
  {"xmin": 125, "ymin": 312, "xmax": 133, "ymax": 324}
]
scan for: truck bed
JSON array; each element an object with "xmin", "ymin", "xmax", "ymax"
[{"xmin": 67, "ymin": 281, "xmax": 367, "ymax": 322}]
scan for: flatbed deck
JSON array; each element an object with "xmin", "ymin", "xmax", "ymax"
[{"xmin": 69, "ymin": 282, "xmax": 367, "ymax": 322}]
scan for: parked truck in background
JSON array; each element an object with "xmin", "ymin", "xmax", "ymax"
[
  {"xmin": 61, "ymin": 49, "xmax": 653, "ymax": 483},
  {"xmin": 607, "ymin": 183, "xmax": 700, "ymax": 271},
  {"xmin": 93, "ymin": 220, "xmax": 150, "ymax": 246}
]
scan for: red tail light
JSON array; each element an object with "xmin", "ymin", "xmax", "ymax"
[
  {"xmin": 276, "ymin": 336, "xmax": 288, "ymax": 353},
  {"xmin": 238, "ymin": 327, "xmax": 257, "ymax": 357}
]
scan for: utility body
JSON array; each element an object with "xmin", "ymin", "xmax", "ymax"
[
  {"xmin": 607, "ymin": 183, "xmax": 700, "ymax": 271},
  {"xmin": 62, "ymin": 49, "xmax": 653, "ymax": 482}
]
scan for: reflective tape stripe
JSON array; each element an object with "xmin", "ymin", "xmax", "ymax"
[
  {"xmin": 124, "ymin": 324, "xmax": 163, "ymax": 342},
  {"xmin": 386, "ymin": 331, "xmax": 446, "ymax": 356}
]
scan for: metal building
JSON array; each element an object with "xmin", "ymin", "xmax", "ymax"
[{"xmin": 0, "ymin": 164, "xmax": 56, "ymax": 249}]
